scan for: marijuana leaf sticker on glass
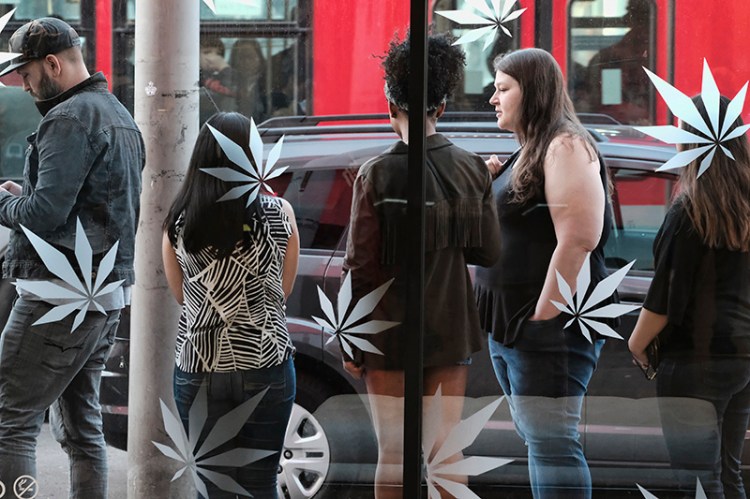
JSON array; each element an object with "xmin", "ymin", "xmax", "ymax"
[
  {"xmin": 550, "ymin": 253, "xmax": 640, "ymax": 343},
  {"xmin": 312, "ymin": 273, "xmax": 398, "ymax": 360},
  {"xmin": 153, "ymin": 384, "xmax": 275, "ymax": 499},
  {"xmin": 436, "ymin": 0, "xmax": 526, "ymax": 50},
  {"xmin": 15, "ymin": 219, "xmax": 124, "ymax": 333},
  {"xmin": 638, "ymin": 478, "xmax": 706, "ymax": 499},
  {"xmin": 202, "ymin": 0, "xmax": 217, "ymax": 14},
  {"xmin": 0, "ymin": 9, "xmax": 19, "ymax": 67},
  {"xmin": 201, "ymin": 117, "xmax": 289, "ymax": 206},
  {"xmin": 634, "ymin": 60, "xmax": 750, "ymax": 177},
  {"xmin": 423, "ymin": 386, "xmax": 512, "ymax": 499}
]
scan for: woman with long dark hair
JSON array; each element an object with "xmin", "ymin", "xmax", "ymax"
[
  {"xmin": 343, "ymin": 33, "xmax": 501, "ymax": 498},
  {"xmin": 475, "ymin": 48, "xmax": 613, "ymax": 498},
  {"xmin": 162, "ymin": 112, "xmax": 299, "ymax": 498},
  {"xmin": 629, "ymin": 96, "xmax": 750, "ymax": 498}
]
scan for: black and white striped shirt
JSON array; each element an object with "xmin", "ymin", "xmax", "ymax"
[{"xmin": 174, "ymin": 196, "xmax": 294, "ymax": 372}]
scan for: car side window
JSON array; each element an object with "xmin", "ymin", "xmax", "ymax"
[
  {"xmin": 605, "ymin": 168, "xmax": 677, "ymax": 271},
  {"xmin": 269, "ymin": 166, "xmax": 357, "ymax": 250}
]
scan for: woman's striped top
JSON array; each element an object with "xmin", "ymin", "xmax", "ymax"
[{"xmin": 173, "ymin": 196, "xmax": 294, "ymax": 372}]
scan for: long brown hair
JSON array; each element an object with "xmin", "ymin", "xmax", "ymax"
[
  {"xmin": 679, "ymin": 95, "xmax": 750, "ymax": 251},
  {"xmin": 494, "ymin": 48, "xmax": 598, "ymax": 203}
]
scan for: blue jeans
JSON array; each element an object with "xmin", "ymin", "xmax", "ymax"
[
  {"xmin": 0, "ymin": 297, "xmax": 120, "ymax": 499},
  {"xmin": 657, "ymin": 357, "xmax": 750, "ymax": 499},
  {"xmin": 173, "ymin": 358, "xmax": 295, "ymax": 499},
  {"xmin": 489, "ymin": 317, "xmax": 604, "ymax": 499}
]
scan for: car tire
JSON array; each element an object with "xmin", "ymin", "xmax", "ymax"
[{"xmin": 277, "ymin": 368, "xmax": 334, "ymax": 499}]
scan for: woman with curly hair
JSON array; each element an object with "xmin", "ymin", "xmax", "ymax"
[
  {"xmin": 342, "ymin": 33, "xmax": 501, "ymax": 498},
  {"xmin": 629, "ymin": 96, "xmax": 750, "ymax": 498},
  {"xmin": 474, "ymin": 48, "xmax": 613, "ymax": 498}
]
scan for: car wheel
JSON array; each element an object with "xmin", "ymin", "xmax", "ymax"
[{"xmin": 277, "ymin": 402, "xmax": 331, "ymax": 499}]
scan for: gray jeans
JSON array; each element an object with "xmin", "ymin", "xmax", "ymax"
[{"xmin": 0, "ymin": 297, "xmax": 120, "ymax": 499}]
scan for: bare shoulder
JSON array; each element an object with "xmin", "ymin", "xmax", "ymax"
[
  {"xmin": 277, "ymin": 196, "xmax": 296, "ymax": 219},
  {"xmin": 545, "ymin": 133, "xmax": 598, "ymax": 171}
]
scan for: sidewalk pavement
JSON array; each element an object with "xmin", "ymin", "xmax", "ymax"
[{"xmin": 33, "ymin": 423, "xmax": 127, "ymax": 499}]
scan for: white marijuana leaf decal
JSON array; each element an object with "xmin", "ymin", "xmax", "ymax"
[
  {"xmin": 202, "ymin": 0, "xmax": 217, "ymax": 14},
  {"xmin": 201, "ymin": 118, "xmax": 289, "ymax": 206},
  {"xmin": 424, "ymin": 386, "xmax": 512, "ymax": 499},
  {"xmin": 551, "ymin": 253, "xmax": 640, "ymax": 343},
  {"xmin": 436, "ymin": 0, "xmax": 526, "ymax": 50},
  {"xmin": 15, "ymin": 219, "xmax": 124, "ymax": 333},
  {"xmin": 153, "ymin": 384, "xmax": 275, "ymax": 498},
  {"xmin": 312, "ymin": 272, "xmax": 399, "ymax": 359},
  {"xmin": 0, "ymin": 9, "xmax": 19, "ymax": 67},
  {"xmin": 638, "ymin": 478, "xmax": 706, "ymax": 499},
  {"xmin": 634, "ymin": 60, "xmax": 750, "ymax": 177}
]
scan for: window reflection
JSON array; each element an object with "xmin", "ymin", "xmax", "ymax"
[
  {"xmin": 606, "ymin": 168, "xmax": 677, "ymax": 271},
  {"xmin": 198, "ymin": 36, "xmax": 306, "ymax": 124},
  {"xmin": 569, "ymin": 0, "xmax": 655, "ymax": 124},
  {"xmin": 11, "ymin": 0, "xmax": 81, "ymax": 21},
  {"xmin": 432, "ymin": 0, "xmax": 521, "ymax": 112},
  {"xmin": 125, "ymin": 0, "xmax": 299, "ymax": 21}
]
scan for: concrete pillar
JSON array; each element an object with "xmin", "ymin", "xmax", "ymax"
[{"xmin": 128, "ymin": 0, "xmax": 199, "ymax": 496}]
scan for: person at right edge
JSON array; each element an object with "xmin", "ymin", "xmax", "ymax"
[
  {"xmin": 629, "ymin": 95, "xmax": 750, "ymax": 499},
  {"xmin": 475, "ymin": 48, "xmax": 614, "ymax": 498}
]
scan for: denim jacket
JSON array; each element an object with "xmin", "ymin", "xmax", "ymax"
[{"xmin": 0, "ymin": 73, "xmax": 144, "ymax": 286}]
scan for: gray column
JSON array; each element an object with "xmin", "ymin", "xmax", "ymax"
[{"xmin": 128, "ymin": 0, "xmax": 199, "ymax": 497}]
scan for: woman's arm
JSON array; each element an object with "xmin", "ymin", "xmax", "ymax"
[
  {"xmin": 628, "ymin": 308, "xmax": 668, "ymax": 367},
  {"xmin": 161, "ymin": 231, "xmax": 184, "ymax": 305},
  {"xmin": 533, "ymin": 134, "xmax": 605, "ymax": 320},
  {"xmin": 279, "ymin": 198, "xmax": 300, "ymax": 299}
]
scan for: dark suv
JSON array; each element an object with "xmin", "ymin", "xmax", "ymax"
[{"xmin": 71, "ymin": 114, "xmax": 744, "ymax": 496}]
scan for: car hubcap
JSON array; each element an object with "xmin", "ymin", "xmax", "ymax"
[{"xmin": 277, "ymin": 403, "xmax": 330, "ymax": 499}]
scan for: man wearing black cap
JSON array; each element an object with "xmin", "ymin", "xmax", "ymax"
[{"xmin": 0, "ymin": 17, "xmax": 143, "ymax": 498}]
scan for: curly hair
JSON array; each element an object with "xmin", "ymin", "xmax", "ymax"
[{"xmin": 382, "ymin": 32, "xmax": 466, "ymax": 113}]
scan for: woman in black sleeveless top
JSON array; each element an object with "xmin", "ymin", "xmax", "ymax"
[
  {"xmin": 474, "ymin": 48, "xmax": 613, "ymax": 499},
  {"xmin": 629, "ymin": 96, "xmax": 750, "ymax": 498}
]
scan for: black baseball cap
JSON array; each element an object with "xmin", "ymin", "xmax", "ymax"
[{"xmin": 0, "ymin": 17, "xmax": 81, "ymax": 77}]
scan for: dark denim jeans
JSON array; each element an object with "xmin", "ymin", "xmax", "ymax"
[
  {"xmin": 657, "ymin": 357, "xmax": 750, "ymax": 499},
  {"xmin": 173, "ymin": 358, "xmax": 295, "ymax": 499},
  {"xmin": 489, "ymin": 316, "xmax": 604, "ymax": 499},
  {"xmin": 0, "ymin": 297, "xmax": 120, "ymax": 499}
]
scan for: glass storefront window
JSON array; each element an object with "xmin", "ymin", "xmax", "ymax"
[
  {"xmin": 199, "ymin": 35, "xmax": 305, "ymax": 123},
  {"xmin": 114, "ymin": 0, "xmax": 310, "ymax": 119},
  {"xmin": 126, "ymin": 0, "xmax": 298, "ymax": 21},
  {"xmin": 569, "ymin": 0, "xmax": 656, "ymax": 124},
  {"xmin": 0, "ymin": 1, "xmax": 749, "ymax": 497},
  {"xmin": 4, "ymin": 0, "xmax": 81, "ymax": 21}
]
